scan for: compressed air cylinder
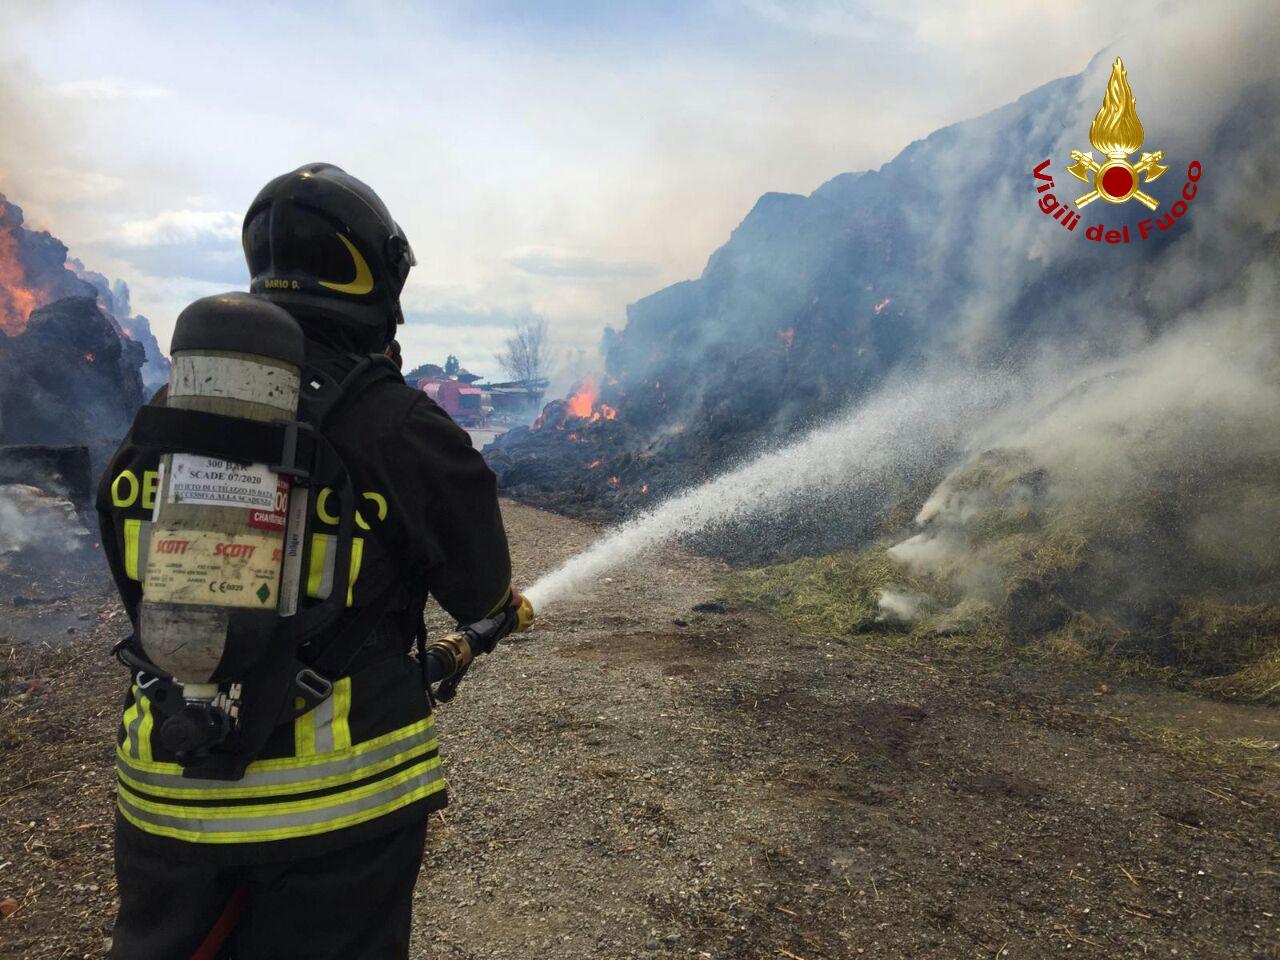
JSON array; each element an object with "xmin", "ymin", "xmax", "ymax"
[{"xmin": 138, "ymin": 293, "xmax": 305, "ymax": 689}]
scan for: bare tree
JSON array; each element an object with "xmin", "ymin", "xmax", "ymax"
[{"xmin": 495, "ymin": 317, "xmax": 551, "ymax": 399}]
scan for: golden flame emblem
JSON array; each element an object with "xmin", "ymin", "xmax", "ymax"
[{"xmin": 1066, "ymin": 58, "xmax": 1168, "ymax": 210}]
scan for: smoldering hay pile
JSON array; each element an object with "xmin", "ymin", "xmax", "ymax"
[
  {"xmin": 878, "ymin": 265, "xmax": 1280, "ymax": 691},
  {"xmin": 509, "ymin": 7, "xmax": 1280, "ymax": 695},
  {"xmin": 494, "ymin": 10, "xmax": 1280, "ymax": 540},
  {"xmin": 871, "ymin": 15, "xmax": 1280, "ymax": 692}
]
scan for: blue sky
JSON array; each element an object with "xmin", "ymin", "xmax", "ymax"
[{"xmin": 0, "ymin": 0, "xmax": 1181, "ymax": 381}]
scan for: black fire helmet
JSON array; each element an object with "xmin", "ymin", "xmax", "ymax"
[{"xmin": 242, "ymin": 163, "xmax": 416, "ymax": 350}]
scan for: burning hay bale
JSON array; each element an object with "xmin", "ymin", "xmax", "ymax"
[
  {"xmin": 0, "ymin": 296, "xmax": 146, "ymax": 464},
  {"xmin": 0, "ymin": 194, "xmax": 151, "ymax": 470},
  {"xmin": 485, "ymin": 378, "xmax": 667, "ymax": 521}
]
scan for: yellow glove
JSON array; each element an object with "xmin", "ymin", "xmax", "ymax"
[{"xmin": 512, "ymin": 589, "xmax": 535, "ymax": 633}]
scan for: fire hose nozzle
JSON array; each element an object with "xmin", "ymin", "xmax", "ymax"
[
  {"xmin": 424, "ymin": 632, "xmax": 474, "ymax": 690},
  {"xmin": 423, "ymin": 598, "xmax": 526, "ymax": 702}
]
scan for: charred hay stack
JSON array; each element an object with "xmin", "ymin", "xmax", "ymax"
[
  {"xmin": 484, "ymin": 378, "xmax": 712, "ymax": 523},
  {"xmin": 0, "ymin": 194, "xmax": 157, "ymax": 607}
]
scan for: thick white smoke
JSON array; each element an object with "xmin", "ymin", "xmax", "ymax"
[
  {"xmin": 0, "ymin": 484, "xmax": 89, "ymax": 559},
  {"xmin": 529, "ymin": 3, "xmax": 1280, "ymax": 618},
  {"xmin": 887, "ymin": 261, "xmax": 1280, "ymax": 622}
]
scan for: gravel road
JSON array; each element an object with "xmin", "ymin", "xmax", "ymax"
[
  {"xmin": 2, "ymin": 500, "xmax": 1278, "ymax": 959},
  {"xmin": 414, "ymin": 503, "xmax": 1280, "ymax": 960}
]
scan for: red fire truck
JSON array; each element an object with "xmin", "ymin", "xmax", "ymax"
[{"xmin": 417, "ymin": 377, "xmax": 486, "ymax": 426}]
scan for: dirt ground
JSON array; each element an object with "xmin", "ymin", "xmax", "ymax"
[{"xmin": 2, "ymin": 501, "xmax": 1278, "ymax": 959}]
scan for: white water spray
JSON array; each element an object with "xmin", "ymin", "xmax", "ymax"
[{"xmin": 524, "ymin": 370, "xmax": 1013, "ymax": 613}]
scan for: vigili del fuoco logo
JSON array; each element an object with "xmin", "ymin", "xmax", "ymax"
[{"xmin": 1032, "ymin": 57, "xmax": 1203, "ymax": 244}]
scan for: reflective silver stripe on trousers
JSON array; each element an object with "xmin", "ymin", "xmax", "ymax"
[
  {"xmin": 117, "ymin": 724, "xmax": 437, "ymax": 792},
  {"xmin": 118, "ymin": 761, "xmax": 443, "ymax": 835}
]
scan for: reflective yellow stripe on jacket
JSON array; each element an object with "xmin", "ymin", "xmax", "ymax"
[
  {"xmin": 116, "ymin": 710, "xmax": 443, "ymax": 844},
  {"xmin": 306, "ymin": 534, "xmax": 364, "ymax": 606},
  {"xmin": 122, "ymin": 519, "xmax": 150, "ymax": 581},
  {"xmin": 121, "ymin": 684, "xmax": 155, "ymax": 762},
  {"xmin": 295, "ymin": 676, "xmax": 353, "ymax": 757}
]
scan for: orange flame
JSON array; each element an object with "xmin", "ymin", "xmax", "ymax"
[
  {"xmin": 587, "ymin": 459, "xmax": 602, "ymax": 470},
  {"xmin": 608, "ymin": 476, "xmax": 619, "ymax": 486},
  {"xmin": 0, "ymin": 226, "xmax": 47, "ymax": 335},
  {"xmin": 640, "ymin": 484, "xmax": 649, "ymax": 494},
  {"xmin": 873, "ymin": 297, "xmax": 892, "ymax": 315},
  {"xmin": 564, "ymin": 378, "xmax": 599, "ymax": 419},
  {"xmin": 84, "ymin": 353, "xmax": 95, "ymax": 363},
  {"xmin": 559, "ymin": 377, "xmax": 621, "ymax": 424}
]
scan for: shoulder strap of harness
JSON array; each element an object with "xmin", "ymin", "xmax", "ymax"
[
  {"xmin": 277, "ymin": 352, "xmax": 415, "ymax": 694},
  {"xmin": 285, "ymin": 351, "xmax": 407, "ymax": 664}
]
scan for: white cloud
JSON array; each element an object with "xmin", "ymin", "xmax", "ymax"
[
  {"xmin": 731, "ymin": 0, "xmax": 889, "ymax": 40},
  {"xmin": 735, "ymin": 0, "xmax": 1157, "ymax": 45},
  {"xmin": 116, "ymin": 210, "xmax": 241, "ymax": 247}
]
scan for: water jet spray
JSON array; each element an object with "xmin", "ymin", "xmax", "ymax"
[{"xmin": 523, "ymin": 371, "xmax": 1010, "ymax": 615}]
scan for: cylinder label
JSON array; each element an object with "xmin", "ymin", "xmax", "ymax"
[
  {"xmin": 168, "ymin": 455, "xmax": 280, "ymax": 510},
  {"xmin": 143, "ymin": 528, "xmax": 282, "ymax": 608}
]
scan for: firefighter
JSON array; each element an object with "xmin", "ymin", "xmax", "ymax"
[{"xmin": 98, "ymin": 163, "xmax": 532, "ymax": 959}]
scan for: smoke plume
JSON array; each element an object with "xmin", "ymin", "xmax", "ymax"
[{"xmin": 520, "ymin": 2, "xmax": 1280, "ymax": 676}]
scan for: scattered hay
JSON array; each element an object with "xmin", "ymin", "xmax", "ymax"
[
  {"xmin": 915, "ymin": 597, "xmax": 1006, "ymax": 646},
  {"xmin": 724, "ymin": 547, "xmax": 917, "ymax": 638},
  {"xmin": 1174, "ymin": 598, "xmax": 1280, "ymax": 705},
  {"xmin": 729, "ymin": 547, "xmax": 1280, "ymax": 706},
  {"xmin": 1172, "ymin": 597, "xmax": 1280, "ymax": 672}
]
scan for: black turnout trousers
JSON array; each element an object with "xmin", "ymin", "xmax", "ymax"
[{"xmin": 109, "ymin": 815, "xmax": 428, "ymax": 960}]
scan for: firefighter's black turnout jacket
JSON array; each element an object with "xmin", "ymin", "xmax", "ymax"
[{"xmin": 96, "ymin": 341, "xmax": 512, "ymax": 864}]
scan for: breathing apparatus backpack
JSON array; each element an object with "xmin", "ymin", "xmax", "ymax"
[{"xmin": 111, "ymin": 292, "xmax": 404, "ymax": 781}]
